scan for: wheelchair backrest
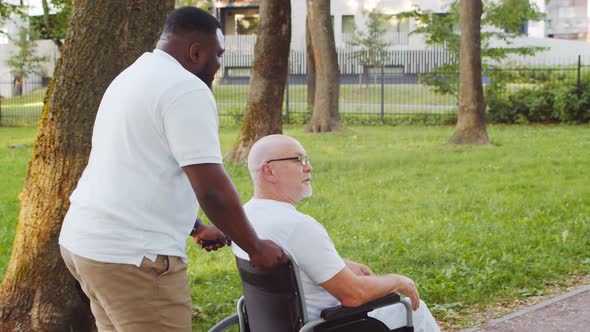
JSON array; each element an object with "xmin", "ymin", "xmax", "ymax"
[{"xmin": 236, "ymin": 256, "xmax": 307, "ymax": 332}]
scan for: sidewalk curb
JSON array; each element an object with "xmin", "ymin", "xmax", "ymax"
[{"xmin": 460, "ymin": 284, "xmax": 590, "ymax": 332}]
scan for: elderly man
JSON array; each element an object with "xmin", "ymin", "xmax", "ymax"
[{"xmin": 232, "ymin": 134, "xmax": 441, "ymax": 332}]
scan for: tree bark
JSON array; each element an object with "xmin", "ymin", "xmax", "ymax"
[
  {"xmin": 306, "ymin": 14, "xmax": 315, "ymax": 112},
  {"xmin": 306, "ymin": 0, "xmax": 340, "ymax": 133},
  {"xmin": 0, "ymin": 1, "xmax": 174, "ymax": 331},
  {"xmin": 228, "ymin": 0, "xmax": 291, "ymax": 161},
  {"xmin": 449, "ymin": 0, "xmax": 490, "ymax": 145}
]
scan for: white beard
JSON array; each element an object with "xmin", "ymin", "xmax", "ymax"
[{"xmin": 302, "ymin": 184, "xmax": 313, "ymax": 198}]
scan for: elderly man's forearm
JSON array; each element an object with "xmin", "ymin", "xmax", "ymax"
[{"xmin": 344, "ymin": 274, "xmax": 402, "ymax": 307}]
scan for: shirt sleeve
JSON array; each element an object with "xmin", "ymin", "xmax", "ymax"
[
  {"xmin": 162, "ymin": 88, "xmax": 223, "ymax": 166},
  {"xmin": 287, "ymin": 217, "xmax": 345, "ymax": 284}
]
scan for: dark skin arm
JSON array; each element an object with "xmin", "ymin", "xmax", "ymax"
[{"xmin": 183, "ymin": 163, "xmax": 287, "ymax": 269}]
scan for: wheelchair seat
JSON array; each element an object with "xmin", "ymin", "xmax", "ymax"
[{"xmin": 209, "ymin": 255, "xmax": 414, "ymax": 332}]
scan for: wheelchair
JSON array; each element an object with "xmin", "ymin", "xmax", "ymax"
[{"xmin": 209, "ymin": 255, "xmax": 414, "ymax": 332}]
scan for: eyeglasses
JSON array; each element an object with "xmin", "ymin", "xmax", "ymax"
[{"xmin": 266, "ymin": 155, "xmax": 311, "ymax": 166}]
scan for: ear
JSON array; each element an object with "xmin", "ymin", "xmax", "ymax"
[
  {"xmin": 188, "ymin": 42, "xmax": 202, "ymax": 65},
  {"xmin": 260, "ymin": 163, "xmax": 277, "ymax": 184}
]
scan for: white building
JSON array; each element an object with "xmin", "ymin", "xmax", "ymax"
[
  {"xmin": 0, "ymin": 0, "xmax": 59, "ymax": 97},
  {"xmin": 214, "ymin": 0, "xmax": 552, "ymax": 49}
]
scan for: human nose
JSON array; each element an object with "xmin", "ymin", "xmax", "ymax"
[{"xmin": 304, "ymin": 162, "xmax": 312, "ymax": 172}]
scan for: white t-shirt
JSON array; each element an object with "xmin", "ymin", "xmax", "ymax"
[
  {"xmin": 232, "ymin": 198, "xmax": 346, "ymax": 320},
  {"xmin": 59, "ymin": 49, "xmax": 222, "ymax": 266}
]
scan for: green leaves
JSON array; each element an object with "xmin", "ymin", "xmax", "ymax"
[
  {"xmin": 398, "ymin": 0, "xmax": 546, "ymax": 97},
  {"xmin": 7, "ymin": 27, "xmax": 49, "ymax": 79},
  {"xmin": 348, "ymin": 8, "xmax": 395, "ymax": 66}
]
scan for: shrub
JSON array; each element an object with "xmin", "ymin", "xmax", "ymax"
[
  {"xmin": 485, "ymin": 66, "xmax": 590, "ymax": 124},
  {"xmin": 487, "ymin": 85, "xmax": 557, "ymax": 124},
  {"xmin": 518, "ymin": 84, "xmax": 557, "ymax": 123},
  {"xmin": 284, "ymin": 112, "xmax": 310, "ymax": 125},
  {"xmin": 553, "ymin": 81, "xmax": 590, "ymax": 123},
  {"xmin": 486, "ymin": 93, "xmax": 522, "ymax": 124}
]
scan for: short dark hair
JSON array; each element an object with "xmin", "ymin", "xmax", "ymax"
[{"xmin": 163, "ymin": 7, "xmax": 221, "ymax": 35}]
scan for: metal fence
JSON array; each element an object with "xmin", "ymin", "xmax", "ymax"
[
  {"xmin": 2, "ymin": 49, "xmax": 590, "ymax": 127},
  {"xmin": 0, "ymin": 77, "xmax": 47, "ymax": 126}
]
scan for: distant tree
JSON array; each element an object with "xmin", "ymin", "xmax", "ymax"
[
  {"xmin": 399, "ymin": 0, "xmax": 545, "ymax": 98},
  {"xmin": 6, "ymin": 26, "xmax": 47, "ymax": 96},
  {"xmin": 228, "ymin": 0, "xmax": 291, "ymax": 161},
  {"xmin": 0, "ymin": 2, "xmax": 22, "ymax": 21},
  {"xmin": 35, "ymin": 0, "xmax": 72, "ymax": 47},
  {"xmin": 399, "ymin": 0, "xmax": 544, "ymax": 145},
  {"xmin": 175, "ymin": 0, "xmax": 210, "ymax": 9},
  {"xmin": 450, "ymin": 0, "xmax": 489, "ymax": 145},
  {"xmin": 0, "ymin": 1, "xmax": 174, "ymax": 331},
  {"xmin": 306, "ymin": 0, "xmax": 340, "ymax": 133},
  {"xmin": 349, "ymin": 8, "xmax": 393, "ymax": 86}
]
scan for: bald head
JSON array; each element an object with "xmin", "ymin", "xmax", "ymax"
[
  {"xmin": 248, "ymin": 135, "xmax": 301, "ymax": 176},
  {"xmin": 247, "ymin": 135, "xmax": 313, "ymax": 205}
]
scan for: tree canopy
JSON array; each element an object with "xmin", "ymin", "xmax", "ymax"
[
  {"xmin": 7, "ymin": 27, "xmax": 48, "ymax": 80},
  {"xmin": 398, "ymin": 0, "xmax": 546, "ymax": 97},
  {"xmin": 348, "ymin": 8, "xmax": 393, "ymax": 68}
]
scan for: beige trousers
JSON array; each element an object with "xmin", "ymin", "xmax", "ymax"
[{"xmin": 60, "ymin": 246, "xmax": 192, "ymax": 332}]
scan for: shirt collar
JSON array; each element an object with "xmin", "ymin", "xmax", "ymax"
[
  {"xmin": 153, "ymin": 49, "xmax": 182, "ymax": 66},
  {"xmin": 250, "ymin": 198, "xmax": 297, "ymax": 210}
]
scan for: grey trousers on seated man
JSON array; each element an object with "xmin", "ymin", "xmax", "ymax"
[{"xmin": 232, "ymin": 134, "xmax": 441, "ymax": 332}]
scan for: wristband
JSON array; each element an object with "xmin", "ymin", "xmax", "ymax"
[{"xmin": 190, "ymin": 218, "xmax": 203, "ymax": 236}]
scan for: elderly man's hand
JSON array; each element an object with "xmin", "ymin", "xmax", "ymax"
[
  {"xmin": 393, "ymin": 274, "xmax": 420, "ymax": 311},
  {"xmin": 192, "ymin": 224, "xmax": 229, "ymax": 252},
  {"xmin": 344, "ymin": 259, "xmax": 374, "ymax": 276}
]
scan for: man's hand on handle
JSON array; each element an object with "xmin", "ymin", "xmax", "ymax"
[
  {"xmin": 191, "ymin": 224, "xmax": 229, "ymax": 251},
  {"xmin": 248, "ymin": 239, "xmax": 288, "ymax": 269},
  {"xmin": 182, "ymin": 164, "xmax": 286, "ymax": 268}
]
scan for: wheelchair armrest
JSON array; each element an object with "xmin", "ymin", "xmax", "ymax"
[{"xmin": 320, "ymin": 293, "xmax": 402, "ymax": 321}]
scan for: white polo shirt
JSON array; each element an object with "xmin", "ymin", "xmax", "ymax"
[
  {"xmin": 59, "ymin": 49, "xmax": 222, "ymax": 266},
  {"xmin": 232, "ymin": 199, "xmax": 346, "ymax": 320}
]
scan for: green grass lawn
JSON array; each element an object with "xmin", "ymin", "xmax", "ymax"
[{"xmin": 1, "ymin": 125, "xmax": 589, "ymax": 330}]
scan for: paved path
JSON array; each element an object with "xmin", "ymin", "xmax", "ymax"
[{"xmin": 461, "ymin": 284, "xmax": 590, "ymax": 332}]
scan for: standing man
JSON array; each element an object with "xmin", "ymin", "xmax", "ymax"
[{"xmin": 59, "ymin": 7, "xmax": 285, "ymax": 332}]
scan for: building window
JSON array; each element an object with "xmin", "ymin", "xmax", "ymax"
[
  {"xmin": 506, "ymin": 22, "xmax": 528, "ymax": 35},
  {"xmin": 385, "ymin": 17, "xmax": 409, "ymax": 34},
  {"xmin": 342, "ymin": 15, "xmax": 355, "ymax": 33},
  {"xmin": 236, "ymin": 15, "xmax": 259, "ymax": 35}
]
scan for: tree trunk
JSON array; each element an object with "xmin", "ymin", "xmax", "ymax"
[
  {"xmin": 0, "ymin": 1, "xmax": 174, "ymax": 331},
  {"xmin": 306, "ymin": 0, "xmax": 340, "ymax": 133},
  {"xmin": 228, "ymin": 0, "xmax": 291, "ymax": 161},
  {"xmin": 306, "ymin": 14, "xmax": 315, "ymax": 112},
  {"xmin": 449, "ymin": 0, "xmax": 490, "ymax": 145}
]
